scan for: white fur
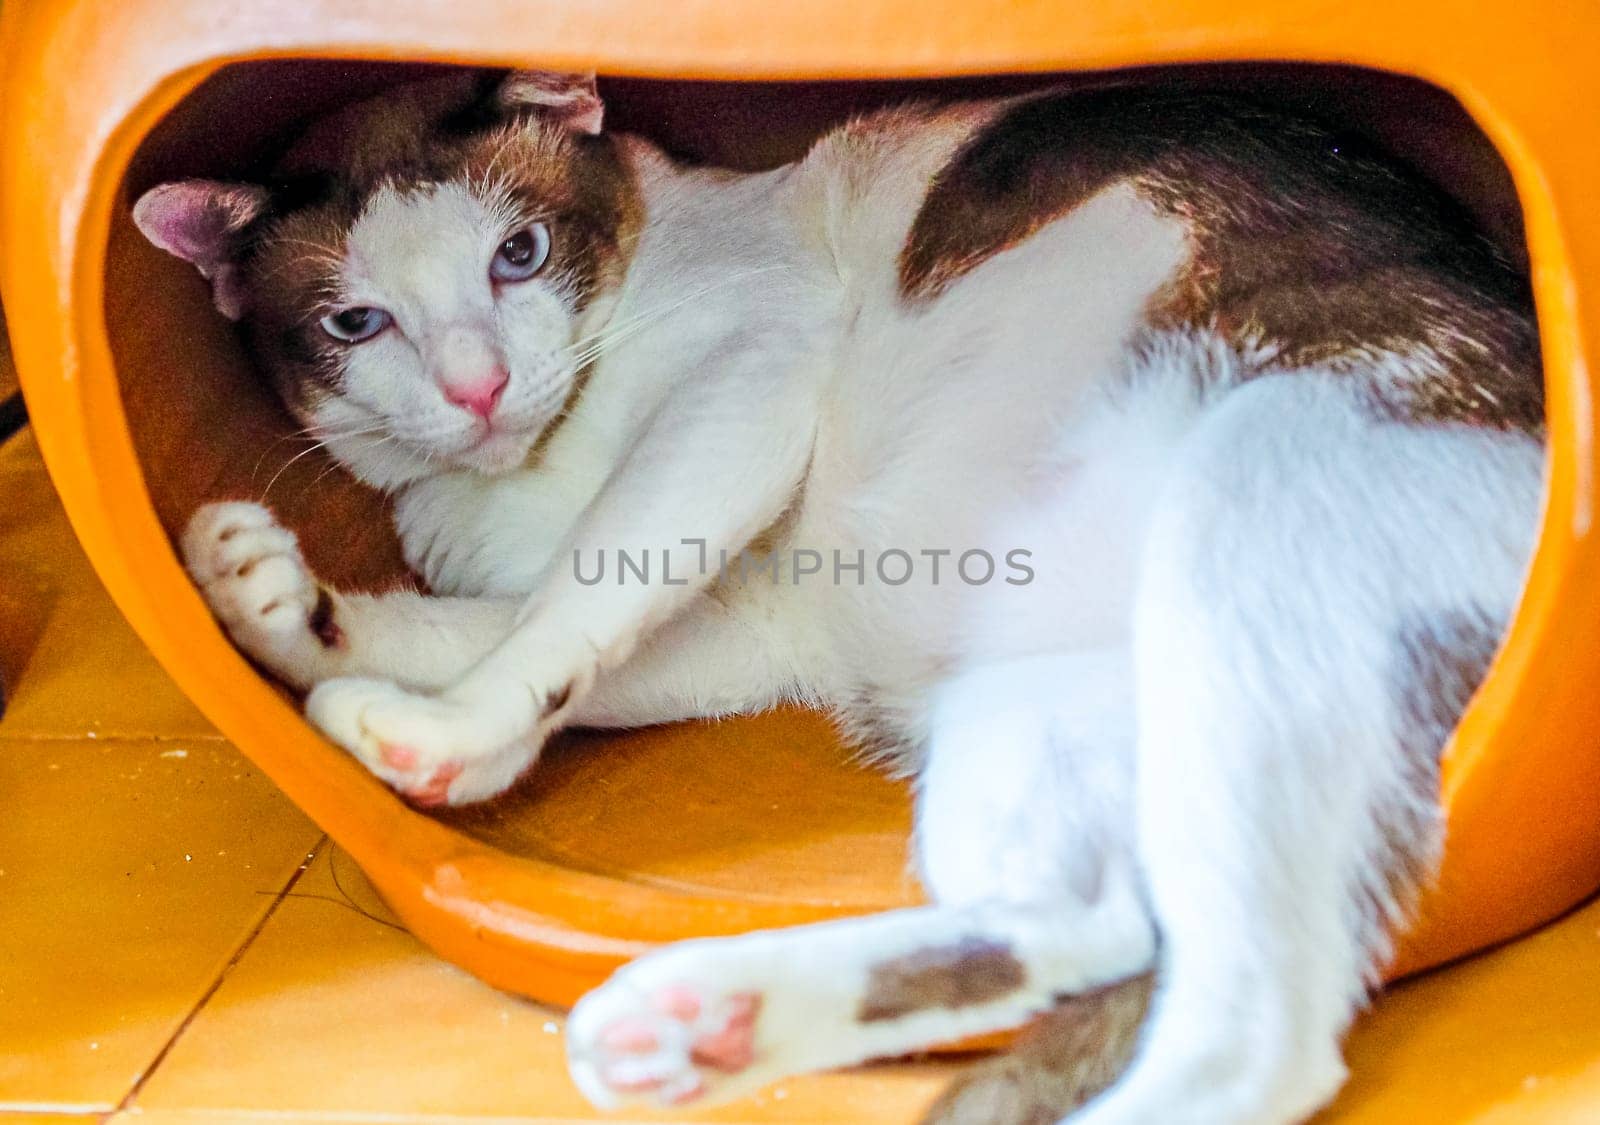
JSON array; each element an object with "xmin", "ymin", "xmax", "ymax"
[
  {"xmin": 326, "ymin": 181, "xmax": 587, "ymax": 485},
  {"xmin": 179, "ymin": 98, "xmax": 1544, "ymax": 1123}
]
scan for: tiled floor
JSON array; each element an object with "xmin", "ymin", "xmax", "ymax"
[{"xmin": 5, "ymin": 420, "xmax": 1600, "ymax": 1124}]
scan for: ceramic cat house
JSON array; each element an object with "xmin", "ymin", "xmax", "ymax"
[{"xmin": 1, "ymin": 0, "xmax": 1596, "ymax": 1008}]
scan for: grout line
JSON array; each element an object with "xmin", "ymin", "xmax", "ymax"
[
  {"xmin": 111, "ymin": 834, "xmax": 332, "ymax": 1114},
  {"xmin": 0, "ymin": 392, "xmax": 26, "ymax": 445}
]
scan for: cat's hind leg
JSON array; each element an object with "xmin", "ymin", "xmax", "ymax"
[
  {"xmin": 567, "ymin": 649, "xmax": 1154, "ymax": 1114},
  {"xmin": 1073, "ymin": 374, "xmax": 1541, "ymax": 1124},
  {"xmin": 567, "ymin": 897, "xmax": 1151, "ymax": 1111}
]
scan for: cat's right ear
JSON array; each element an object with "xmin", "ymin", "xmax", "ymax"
[
  {"xmin": 132, "ymin": 180, "xmax": 270, "ymax": 320},
  {"xmin": 496, "ymin": 70, "xmax": 604, "ymax": 135}
]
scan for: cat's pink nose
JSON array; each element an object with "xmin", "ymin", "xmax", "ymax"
[{"xmin": 443, "ymin": 367, "xmax": 508, "ymax": 420}]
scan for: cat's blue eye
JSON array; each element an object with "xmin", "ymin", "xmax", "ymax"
[
  {"xmin": 491, "ymin": 223, "xmax": 551, "ymax": 283},
  {"xmin": 319, "ymin": 306, "xmax": 392, "ymax": 344}
]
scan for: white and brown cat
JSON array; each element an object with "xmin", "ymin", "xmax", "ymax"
[{"xmin": 134, "ymin": 70, "xmax": 1543, "ymax": 1123}]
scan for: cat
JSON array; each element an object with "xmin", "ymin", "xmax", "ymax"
[{"xmin": 134, "ymin": 69, "xmax": 1543, "ymax": 1123}]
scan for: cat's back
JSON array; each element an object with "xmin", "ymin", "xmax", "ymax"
[
  {"xmin": 779, "ymin": 86, "xmax": 1541, "ymax": 674},
  {"xmin": 786, "ymin": 99, "xmax": 1004, "ymax": 292},
  {"xmin": 892, "ymin": 85, "xmax": 1542, "ymax": 430}
]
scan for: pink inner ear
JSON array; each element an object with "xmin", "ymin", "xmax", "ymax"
[
  {"xmin": 499, "ymin": 71, "xmax": 605, "ymax": 134},
  {"xmin": 563, "ymin": 96, "xmax": 604, "ymax": 136},
  {"xmin": 133, "ymin": 179, "xmax": 269, "ymax": 319},
  {"xmin": 132, "ymin": 180, "xmax": 267, "ymax": 270}
]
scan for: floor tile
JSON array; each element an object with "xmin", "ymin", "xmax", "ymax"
[
  {"xmin": 0, "ymin": 306, "xmax": 16, "ymax": 401},
  {"xmin": 0, "ymin": 432, "xmax": 217, "ymax": 741},
  {"xmin": 1320, "ymin": 894, "xmax": 1600, "ymax": 1122},
  {"xmin": 0, "ymin": 430, "xmax": 77, "ymax": 708},
  {"xmin": 132, "ymin": 848, "xmax": 953, "ymax": 1123},
  {"xmin": 0, "ymin": 737, "xmax": 321, "ymax": 1111},
  {"xmin": 0, "ymin": 567, "xmax": 221, "ymax": 742},
  {"xmin": 122, "ymin": 868, "xmax": 1600, "ymax": 1124}
]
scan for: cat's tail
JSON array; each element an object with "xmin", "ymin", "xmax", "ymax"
[{"xmin": 919, "ymin": 973, "xmax": 1154, "ymax": 1125}]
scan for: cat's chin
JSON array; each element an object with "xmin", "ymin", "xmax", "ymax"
[
  {"xmin": 457, "ymin": 432, "xmax": 537, "ymax": 476},
  {"xmin": 342, "ymin": 432, "xmax": 534, "ymax": 490}
]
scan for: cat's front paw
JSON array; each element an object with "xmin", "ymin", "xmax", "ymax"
[
  {"xmin": 182, "ymin": 501, "xmax": 342, "ymax": 689},
  {"xmin": 305, "ymin": 677, "xmax": 536, "ymax": 805}
]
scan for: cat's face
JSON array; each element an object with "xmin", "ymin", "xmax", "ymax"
[{"xmin": 134, "ymin": 70, "xmax": 639, "ymax": 487}]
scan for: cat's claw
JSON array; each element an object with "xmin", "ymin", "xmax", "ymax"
[
  {"xmin": 305, "ymin": 676, "xmax": 535, "ymax": 806},
  {"xmin": 568, "ymin": 975, "xmax": 764, "ymax": 1110}
]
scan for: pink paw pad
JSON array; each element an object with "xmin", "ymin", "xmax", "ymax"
[
  {"xmin": 654, "ymin": 984, "xmax": 703, "ymax": 1021},
  {"xmin": 583, "ymin": 985, "xmax": 765, "ymax": 1107},
  {"xmin": 380, "ymin": 743, "xmax": 419, "ymax": 769},
  {"xmin": 599, "ymin": 1018, "xmax": 660, "ymax": 1053},
  {"xmin": 403, "ymin": 760, "xmax": 463, "ymax": 807},
  {"xmin": 687, "ymin": 991, "xmax": 761, "ymax": 1072}
]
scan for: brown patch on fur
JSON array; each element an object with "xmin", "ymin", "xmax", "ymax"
[
  {"xmin": 920, "ymin": 975, "xmax": 1153, "ymax": 1125},
  {"xmin": 308, "ymin": 586, "xmax": 345, "ymax": 650},
  {"xmin": 901, "ymin": 88, "xmax": 1541, "ymax": 433},
  {"xmin": 1358, "ymin": 606, "xmax": 1499, "ymax": 932},
  {"xmin": 858, "ymin": 937, "xmax": 1026, "ymax": 1023},
  {"xmin": 1395, "ymin": 607, "xmax": 1499, "ymax": 749}
]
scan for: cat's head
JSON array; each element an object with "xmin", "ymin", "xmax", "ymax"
[{"xmin": 133, "ymin": 70, "xmax": 639, "ymax": 487}]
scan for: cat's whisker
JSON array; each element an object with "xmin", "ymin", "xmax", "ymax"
[
  {"xmin": 275, "ymin": 425, "xmax": 403, "ymax": 496},
  {"xmin": 256, "ymin": 425, "xmax": 390, "ymax": 483},
  {"xmin": 257, "ymin": 420, "xmax": 393, "ymax": 485},
  {"xmin": 251, "ymin": 429, "xmax": 328, "ymax": 481},
  {"xmin": 565, "ymin": 266, "xmax": 790, "ymax": 352},
  {"xmin": 317, "ymin": 424, "xmax": 392, "ymax": 440},
  {"xmin": 250, "ymin": 426, "xmax": 377, "ymax": 484},
  {"xmin": 563, "ymin": 266, "xmax": 794, "ymax": 368},
  {"xmin": 258, "ymin": 439, "xmax": 333, "ymax": 500},
  {"xmin": 307, "ymin": 461, "xmax": 344, "ymax": 491},
  {"xmin": 305, "ymin": 433, "xmax": 397, "ymax": 491}
]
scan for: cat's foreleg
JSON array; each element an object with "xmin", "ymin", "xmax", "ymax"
[
  {"xmin": 306, "ymin": 359, "xmax": 819, "ymax": 802},
  {"xmin": 182, "ymin": 501, "xmax": 518, "ymax": 693},
  {"xmin": 185, "ymin": 500, "xmax": 793, "ymax": 720},
  {"xmin": 185, "ymin": 502, "xmax": 801, "ymax": 800},
  {"xmin": 571, "ymin": 589, "xmax": 802, "ymax": 727},
  {"xmin": 1072, "ymin": 376, "xmax": 1540, "ymax": 1125}
]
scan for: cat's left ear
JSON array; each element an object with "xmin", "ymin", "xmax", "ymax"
[{"xmin": 497, "ymin": 70, "xmax": 604, "ymax": 135}]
